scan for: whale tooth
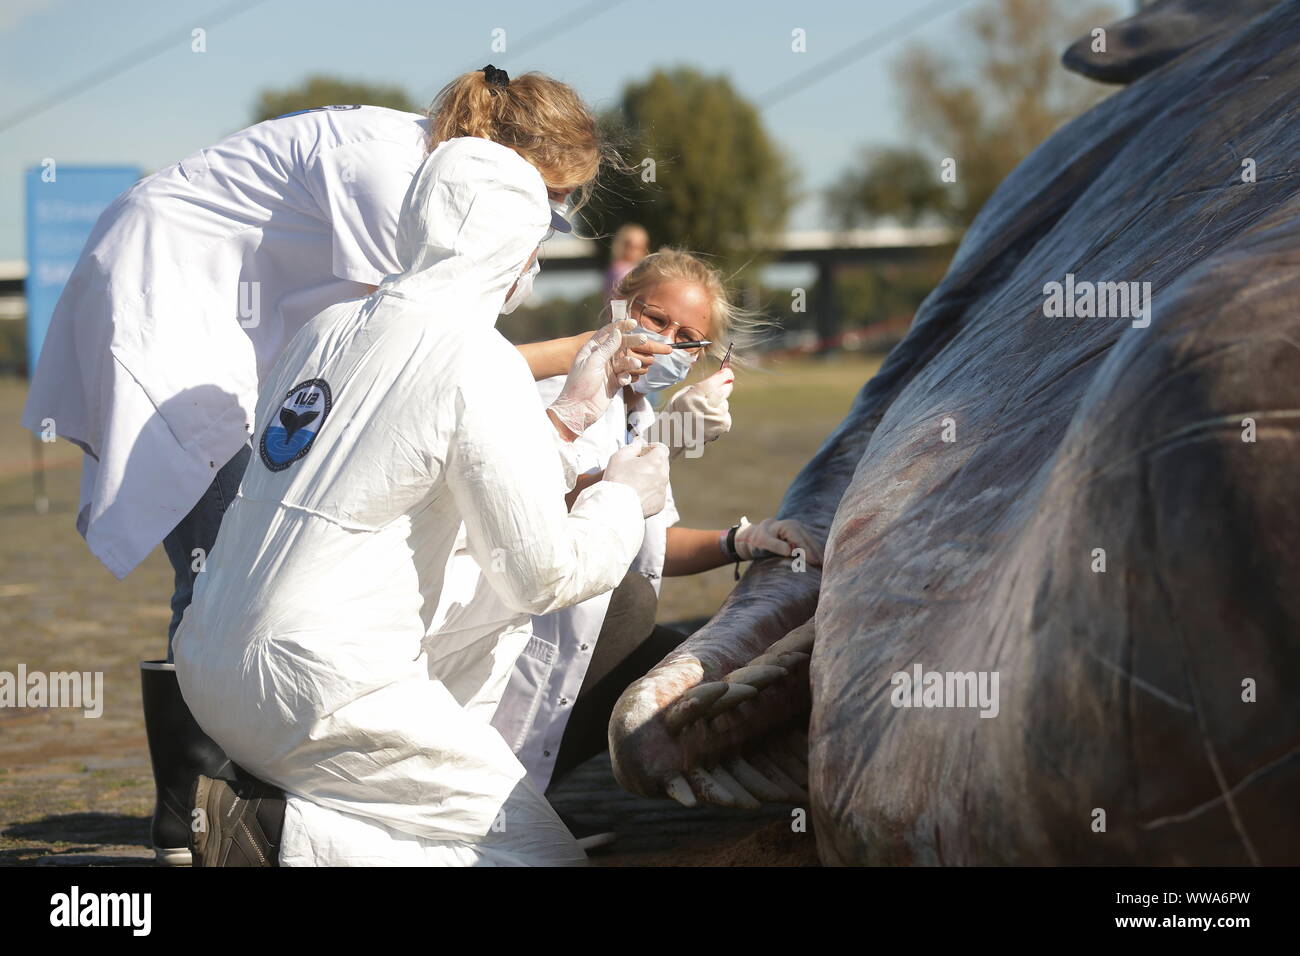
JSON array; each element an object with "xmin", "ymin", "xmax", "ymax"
[
  {"xmin": 748, "ymin": 751, "xmax": 809, "ymax": 803},
  {"xmin": 771, "ymin": 651, "xmax": 811, "ymax": 670},
  {"xmin": 748, "ymin": 650, "xmax": 809, "ymax": 673},
  {"xmin": 764, "ymin": 743, "xmax": 809, "ymax": 788},
  {"xmin": 703, "ymin": 765, "xmax": 762, "ymax": 810},
  {"xmin": 770, "ymin": 621, "xmax": 815, "ymax": 656},
  {"xmin": 705, "ymin": 682, "xmax": 759, "ymax": 716},
  {"xmin": 685, "ymin": 681, "xmax": 730, "ymax": 702},
  {"xmin": 665, "ymin": 773, "xmax": 698, "ymax": 808},
  {"xmin": 725, "ymin": 757, "xmax": 790, "ymax": 803},
  {"xmin": 664, "ymin": 682, "xmax": 729, "ymax": 733},
  {"xmin": 725, "ymin": 664, "xmax": 788, "ymax": 689},
  {"xmin": 686, "ymin": 767, "xmax": 749, "ymax": 809}
]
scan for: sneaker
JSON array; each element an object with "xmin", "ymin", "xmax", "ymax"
[{"xmin": 191, "ymin": 774, "xmax": 284, "ymax": 867}]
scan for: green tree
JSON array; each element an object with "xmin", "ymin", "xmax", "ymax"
[
  {"xmin": 253, "ymin": 75, "xmax": 419, "ymax": 124},
  {"xmin": 583, "ymin": 68, "xmax": 795, "ymax": 274},
  {"xmin": 825, "ymin": 146, "xmax": 953, "ymax": 228},
  {"xmin": 829, "ymin": 0, "xmax": 1118, "ymax": 229}
]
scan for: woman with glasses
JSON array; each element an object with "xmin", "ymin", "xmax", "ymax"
[{"xmin": 485, "ymin": 250, "xmax": 824, "ymax": 845}]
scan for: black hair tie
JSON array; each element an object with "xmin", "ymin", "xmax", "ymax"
[{"xmin": 481, "ymin": 64, "xmax": 510, "ymax": 89}]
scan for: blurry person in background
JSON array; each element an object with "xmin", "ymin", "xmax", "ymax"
[{"xmin": 602, "ymin": 223, "xmax": 650, "ymax": 300}]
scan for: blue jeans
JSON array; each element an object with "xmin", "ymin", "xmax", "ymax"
[{"xmin": 161, "ymin": 444, "xmax": 252, "ymax": 659}]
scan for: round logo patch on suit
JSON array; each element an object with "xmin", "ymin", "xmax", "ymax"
[{"xmin": 259, "ymin": 378, "xmax": 333, "ymax": 472}]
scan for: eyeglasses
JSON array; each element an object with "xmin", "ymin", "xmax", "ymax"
[{"xmin": 629, "ymin": 298, "xmax": 707, "ymax": 347}]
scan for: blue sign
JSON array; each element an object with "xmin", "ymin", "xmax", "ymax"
[{"xmin": 24, "ymin": 165, "xmax": 140, "ymax": 376}]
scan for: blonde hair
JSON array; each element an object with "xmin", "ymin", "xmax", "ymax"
[
  {"xmin": 428, "ymin": 69, "xmax": 608, "ymax": 215},
  {"xmin": 612, "ymin": 248, "xmax": 767, "ymax": 361}
]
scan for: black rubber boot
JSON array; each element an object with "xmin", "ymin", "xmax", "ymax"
[{"xmin": 140, "ymin": 661, "xmax": 235, "ymax": 865}]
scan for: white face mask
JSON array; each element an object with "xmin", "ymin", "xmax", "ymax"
[
  {"xmin": 632, "ymin": 330, "xmax": 695, "ymax": 394},
  {"xmin": 500, "ymin": 259, "xmax": 540, "ymax": 315}
]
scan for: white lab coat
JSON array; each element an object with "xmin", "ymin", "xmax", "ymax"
[
  {"xmin": 173, "ymin": 137, "xmax": 647, "ymax": 866},
  {"xmin": 491, "ymin": 378, "xmax": 679, "ymax": 792},
  {"xmin": 21, "ymin": 106, "xmax": 428, "ymax": 578}
]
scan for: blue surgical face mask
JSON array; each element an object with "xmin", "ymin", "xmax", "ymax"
[{"xmin": 632, "ymin": 330, "xmax": 695, "ymax": 394}]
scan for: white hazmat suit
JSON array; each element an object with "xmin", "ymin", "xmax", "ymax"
[{"xmin": 173, "ymin": 137, "xmax": 648, "ymax": 866}]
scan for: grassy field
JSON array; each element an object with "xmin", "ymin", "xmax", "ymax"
[
  {"xmin": 658, "ymin": 354, "xmax": 876, "ymax": 622},
  {"xmin": 0, "ymin": 354, "xmax": 878, "ymax": 863}
]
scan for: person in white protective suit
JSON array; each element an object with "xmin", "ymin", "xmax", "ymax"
[
  {"xmin": 21, "ymin": 63, "xmax": 658, "ymax": 866},
  {"xmin": 173, "ymin": 135, "xmax": 670, "ymax": 867},
  {"xmin": 485, "ymin": 251, "xmax": 825, "ymax": 843}
]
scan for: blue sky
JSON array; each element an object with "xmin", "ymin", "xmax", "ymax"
[{"xmin": 0, "ymin": 0, "xmax": 1006, "ymax": 261}]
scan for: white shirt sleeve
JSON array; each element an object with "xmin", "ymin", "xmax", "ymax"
[
  {"xmin": 305, "ymin": 138, "xmax": 419, "ymax": 286},
  {"xmin": 444, "ymin": 348, "xmax": 646, "ymax": 618}
]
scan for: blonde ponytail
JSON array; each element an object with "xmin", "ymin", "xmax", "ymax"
[{"xmin": 428, "ymin": 68, "xmax": 610, "ymax": 215}]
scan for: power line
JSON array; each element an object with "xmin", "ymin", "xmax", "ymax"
[
  {"xmin": 757, "ymin": 0, "xmax": 976, "ymax": 110},
  {"xmin": 3, "ymin": 0, "xmax": 971, "ymax": 134},
  {"xmin": 423, "ymin": 0, "xmax": 634, "ymax": 101},
  {"xmin": 0, "ymin": 0, "xmax": 274, "ymax": 135}
]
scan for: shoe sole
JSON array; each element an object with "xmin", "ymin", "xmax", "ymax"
[
  {"xmin": 191, "ymin": 775, "xmax": 225, "ymax": 867},
  {"xmin": 153, "ymin": 846, "xmax": 192, "ymax": 866}
]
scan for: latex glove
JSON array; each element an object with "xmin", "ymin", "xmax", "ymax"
[
  {"xmin": 548, "ymin": 320, "xmax": 641, "ymax": 437},
  {"xmin": 604, "ymin": 439, "xmax": 670, "ymax": 518},
  {"xmin": 735, "ymin": 517, "xmax": 823, "ymax": 566},
  {"xmin": 625, "ymin": 331, "xmax": 674, "ymax": 383},
  {"xmin": 647, "ymin": 368, "xmax": 735, "ymax": 459}
]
